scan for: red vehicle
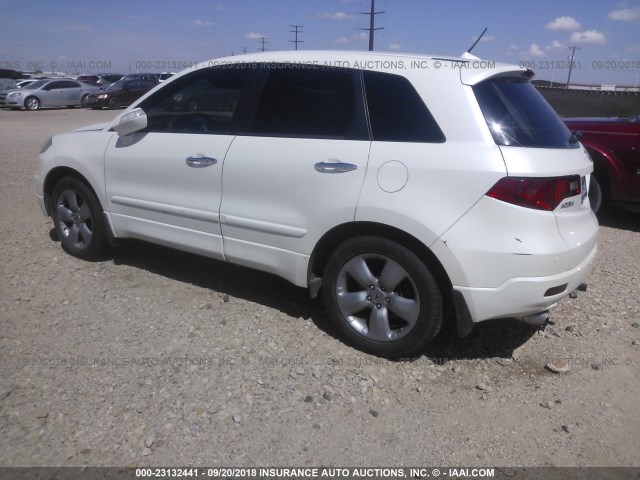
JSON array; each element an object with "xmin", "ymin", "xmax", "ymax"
[{"xmin": 564, "ymin": 116, "xmax": 640, "ymax": 212}]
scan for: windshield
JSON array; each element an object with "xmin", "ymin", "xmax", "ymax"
[
  {"xmin": 473, "ymin": 78, "xmax": 577, "ymax": 148},
  {"xmin": 106, "ymin": 80, "xmax": 127, "ymax": 91},
  {"xmin": 24, "ymin": 80, "xmax": 48, "ymax": 90}
]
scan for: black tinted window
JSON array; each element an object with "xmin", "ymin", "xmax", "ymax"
[
  {"xmin": 473, "ymin": 78, "xmax": 577, "ymax": 148},
  {"xmin": 250, "ymin": 67, "xmax": 368, "ymax": 140},
  {"xmin": 140, "ymin": 67, "xmax": 250, "ymax": 134},
  {"xmin": 363, "ymin": 71, "xmax": 445, "ymax": 143}
]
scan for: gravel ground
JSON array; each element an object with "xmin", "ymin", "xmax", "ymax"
[{"xmin": 0, "ymin": 108, "xmax": 639, "ymax": 471}]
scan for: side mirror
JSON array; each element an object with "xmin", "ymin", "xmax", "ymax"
[{"xmin": 112, "ymin": 108, "xmax": 148, "ymax": 136}]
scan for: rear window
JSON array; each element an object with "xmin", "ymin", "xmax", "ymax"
[{"xmin": 473, "ymin": 78, "xmax": 577, "ymax": 148}]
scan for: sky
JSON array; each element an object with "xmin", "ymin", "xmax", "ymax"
[{"xmin": 0, "ymin": 0, "xmax": 639, "ymax": 86}]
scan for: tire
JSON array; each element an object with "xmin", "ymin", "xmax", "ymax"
[
  {"xmin": 323, "ymin": 236, "xmax": 443, "ymax": 358},
  {"xmin": 108, "ymin": 97, "xmax": 121, "ymax": 110},
  {"xmin": 24, "ymin": 96, "xmax": 40, "ymax": 111},
  {"xmin": 80, "ymin": 94, "xmax": 89, "ymax": 107},
  {"xmin": 51, "ymin": 177, "xmax": 109, "ymax": 260},
  {"xmin": 588, "ymin": 175, "xmax": 603, "ymax": 213}
]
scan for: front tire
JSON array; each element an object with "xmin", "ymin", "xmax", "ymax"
[
  {"xmin": 25, "ymin": 96, "xmax": 40, "ymax": 110},
  {"xmin": 51, "ymin": 177, "xmax": 109, "ymax": 260},
  {"xmin": 323, "ymin": 236, "xmax": 443, "ymax": 358},
  {"xmin": 108, "ymin": 97, "xmax": 121, "ymax": 110}
]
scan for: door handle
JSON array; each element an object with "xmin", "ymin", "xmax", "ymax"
[
  {"xmin": 314, "ymin": 161, "xmax": 357, "ymax": 174},
  {"xmin": 186, "ymin": 155, "xmax": 217, "ymax": 168}
]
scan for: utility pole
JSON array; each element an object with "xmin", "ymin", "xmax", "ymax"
[
  {"xmin": 360, "ymin": 0, "xmax": 384, "ymax": 51},
  {"xmin": 242, "ymin": 46, "xmax": 248, "ymax": 54},
  {"xmin": 259, "ymin": 37, "xmax": 268, "ymax": 52},
  {"xmin": 290, "ymin": 25, "xmax": 303, "ymax": 50},
  {"xmin": 566, "ymin": 45, "xmax": 579, "ymax": 89}
]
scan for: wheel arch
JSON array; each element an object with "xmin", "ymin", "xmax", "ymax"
[
  {"xmin": 308, "ymin": 221, "xmax": 454, "ymax": 316},
  {"xmin": 584, "ymin": 146, "xmax": 618, "ymax": 201},
  {"xmin": 43, "ymin": 167, "xmax": 102, "ymax": 216}
]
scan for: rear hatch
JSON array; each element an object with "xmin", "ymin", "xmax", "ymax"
[{"xmin": 469, "ymin": 71, "xmax": 598, "ymax": 269}]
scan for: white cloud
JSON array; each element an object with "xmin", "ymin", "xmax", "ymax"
[
  {"xmin": 214, "ymin": 4, "xmax": 224, "ymax": 10},
  {"xmin": 546, "ymin": 40, "xmax": 565, "ymax": 51},
  {"xmin": 192, "ymin": 19, "xmax": 213, "ymax": 27},
  {"xmin": 244, "ymin": 32, "xmax": 267, "ymax": 40},
  {"xmin": 627, "ymin": 44, "xmax": 640, "ymax": 52},
  {"xmin": 526, "ymin": 43, "xmax": 545, "ymax": 57},
  {"xmin": 608, "ymin": 7, "xmax": 640, "ymax": 21},
  {"xmin": 334, "ymin": 36, "xmax": 351, "ymax": 45},
  {"xmin": 313, "ymin": 11, "xmax": 358, "ymax": 20},
  {"xmin": 508, "ymin": 44, "xmax": 519, "ymax": 50},
  {"xmin": 546, "ymin": 16, "xmax": 581, "ymax": 31},
  {"xmin": 569, "ymin": 30, "xmax": 607, "ymax": 46},
  {"xmin": 388, "ymin": 43, "xmax": 402, "ymax": 50}
]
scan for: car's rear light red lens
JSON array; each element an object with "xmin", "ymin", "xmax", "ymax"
[{"xmin": 486, "ymin": 176, "xmax": 581, "ymax": 211}]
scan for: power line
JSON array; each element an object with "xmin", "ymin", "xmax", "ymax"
[
  {"xmin": 290, "ymin": 25, "xmax": 303, "ymax": 51},
  {"xmin": 360, "ymin": 0, "xmax": 384, "ymax": 51},
  {"xmin": 259, "ymin": 37, "xmax": 268, "ymax": 52}
]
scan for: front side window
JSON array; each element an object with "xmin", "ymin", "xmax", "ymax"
[
  {"xmin": 473, "ymin": 78, "xmax": 578, "ymax": 148},
  {"xmin": 250, "ymin": 66, "xmax": 368, "ymax": 140},
  {"xmin": 139, "ymin": 66, "xmax": 251, "ymax": 134},
  {"xmin": 363, "ymin": 71, "xmax": 445, "ymax": 143}
]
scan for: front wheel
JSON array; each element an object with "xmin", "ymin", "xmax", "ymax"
[
  {"xmin": 51, "ymin": 177, "xmax": 109, "ymax": 260},
  {"xmin": 24, "ymin": 96, "xmax": 40, "ymax": 110},
  {"xmin": 323, "ymin": 236, "xmax": 443, "ymax": 358},
  {"xmin": 108, "ymin": 97, "xmax": 121, "ymax": 110}
]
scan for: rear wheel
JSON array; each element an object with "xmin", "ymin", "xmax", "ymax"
[
  {"xmin": 51, "ymin": 177, "xmax": 109, "ymax": 260},
  {"xmin": 81, "ymin": 94, "xmax": 89, "ymax": 107},
  {"xmin": 323, "ymin": 236, "xmax": 442, "ymax": 358}
]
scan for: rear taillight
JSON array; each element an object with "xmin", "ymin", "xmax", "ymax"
[{"xmin": 486, "ymin": 176, "xmax": 581, "ymax": 211}]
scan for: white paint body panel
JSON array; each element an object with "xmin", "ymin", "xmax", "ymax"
[{"xmin": 35, "ymin": 50, "xmax": 599, "ymax": 330}]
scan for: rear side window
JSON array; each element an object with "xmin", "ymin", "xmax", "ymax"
[
  {"xmin": 473, "ymin": 78, "xmax": 577, "ymax": 148},
  {"xmin": 363, "ymin": 71, "xmax": 445, "ymax": 143},
  {"xmin": 250, "ymin": 67, "xmax": 368, "ymax": 140}
]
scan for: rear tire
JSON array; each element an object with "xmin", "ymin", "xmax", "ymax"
[
  {"xmin": 51, "ymin": 177, "xmax": 109, "ymax": 260},
  {"xmin": 323, "ymin": 236, "xmax": 442, "ymax": 358}
]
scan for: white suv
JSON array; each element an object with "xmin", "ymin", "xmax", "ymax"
[{"xmin": 35, "ymin": 51, "xmax": 598, "ymax": 357}]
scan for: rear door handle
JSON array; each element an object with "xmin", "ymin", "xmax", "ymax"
[
  {"xmin": 314, "ymin": 161, "xmax": 357, "ymax": 174},
  {"xmin": 186, "ymin": 155, "xmax": 217, "ymax": 168}
]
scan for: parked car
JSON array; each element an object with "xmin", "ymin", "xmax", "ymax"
[
  {"xmin": 16, "ymin": 79, "xmax": 43, "ymax": 89},
  {"xmin": 84, "ymin": 79, "xmax": 157, "ymax": 109},
  {"xmin": 35, "ymin": 51, "xmax": 598, "ymax": 357},
  {"xmin": 564, "ymin": 116, "xmax": 640, "ymax": 212},
  {"xmin": 159, "ymin": 72, "xmax": 175, "ymax": 82},
  {"xmin": 0, "ymin": 79, "xmax": 100, "ymax": 110},
  {"xmin": 122, "ymin": 73, "xmax": 159, "ymax": 84},
  {"xmin": 76, "ymin": 74, "xmax": 123, "ymax": 87}
]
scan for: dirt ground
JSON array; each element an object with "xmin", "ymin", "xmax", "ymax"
[{"xmin": 0, "ymin": 108, "xmax": 639, "ymax": 474}]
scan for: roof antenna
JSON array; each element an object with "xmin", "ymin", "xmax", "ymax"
[{"xmin": 462, "ymin": 27, "xmax": 487, "ymax": 59}]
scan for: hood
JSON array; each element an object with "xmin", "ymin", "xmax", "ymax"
[{"xmin": 73, "ymin": 122, "xmax": 109, "ymax": 132}]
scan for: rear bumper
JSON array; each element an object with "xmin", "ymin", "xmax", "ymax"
[{"xmin": 454, "ymin": 243, "xmax": 597, "ymax": 326}]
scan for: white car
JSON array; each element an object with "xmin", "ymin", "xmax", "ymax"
[{"xmin": 35, "ymin": 51, "xmax": 598, "ymax": 357}]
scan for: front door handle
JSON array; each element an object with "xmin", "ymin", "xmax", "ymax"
[
  {"xmin": 186, "ymin": 155, "xmax": 217, "ymax": 168},
  {"xmin": 314, "ymin": 161, "xmax": 357, "ymax": 174}
]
